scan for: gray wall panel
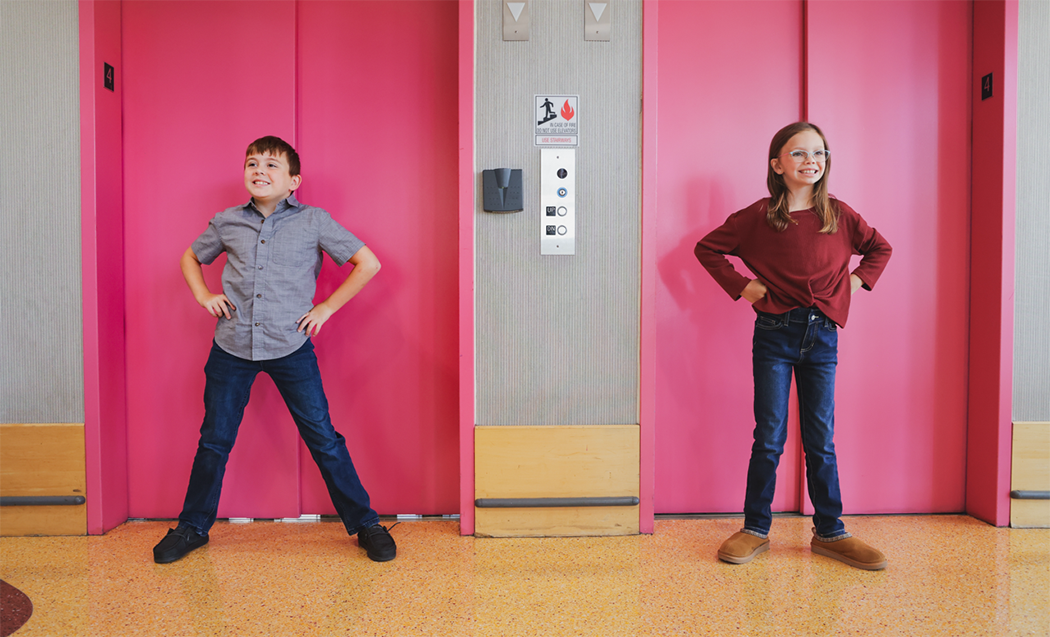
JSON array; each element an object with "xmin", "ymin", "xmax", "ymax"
[
  {"xmin": 475, "ymin": 0, "xmax": 642, "ymax": 425},
  {"xmin": 0, "ymin": 1, "xmax": 84, "ymax": 423},
  {"xmin": 1013, "ymin": 0, "xmax": 1050, "ymax": 422}
]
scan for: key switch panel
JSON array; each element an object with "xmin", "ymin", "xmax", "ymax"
[{"xmin": 540, "ymin": 148, "xmax": 575, "ymax": 255}]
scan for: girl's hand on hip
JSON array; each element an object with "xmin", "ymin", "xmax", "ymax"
[
  {"xmin": 741, "ymin": 279, "xmax": 768, "ymax": 304},
  {"xmin": 850, "ymin": 274, "xmax": 863, "ymax": 295}
]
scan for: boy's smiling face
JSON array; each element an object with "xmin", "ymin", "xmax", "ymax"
[{"xmin": 244, "ymin": 151, "xmax": 301, "ymax": 207}]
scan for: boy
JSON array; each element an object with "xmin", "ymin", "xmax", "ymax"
[{"xmin": 153, "ymin": 136, "xmax": 396, "ymax": 563}]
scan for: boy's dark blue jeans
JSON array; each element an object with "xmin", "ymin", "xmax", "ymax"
[
  {"xmin": 744, "ymin": 307, "xmax": 847, "ymax": 540},
  {"xmin": 178, "ymin": 339, "xmax": 379, "ymax": 537}
]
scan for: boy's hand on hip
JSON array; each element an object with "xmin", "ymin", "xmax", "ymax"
[
  {"xmin": 740, "ymin": 279, "xmax": 768, "ymax": 304},
  {"xmin": 199, "ymin": 293, "xmax": 235, "ymax": 319},
  {"xmin": 297, "ymin": 303, "xmax": 335, "ymax": 337}
]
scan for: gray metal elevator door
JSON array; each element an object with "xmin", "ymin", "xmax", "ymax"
[
  {"xmin": 474, "ymin": 0, "xmax": 642, "ymax": 426},
  {"xmin": 0, "ymin": 1, "xmax": 84, "ymax": 423}
]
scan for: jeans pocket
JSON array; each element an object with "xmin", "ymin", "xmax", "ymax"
[{"xmin": 755, "ymin": 315, "xmax": 783, "ymax": 330}]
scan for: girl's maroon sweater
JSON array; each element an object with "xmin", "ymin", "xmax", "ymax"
[{"xmin": 694, "ymin": 198, "xmax": 892, "ymax": 328}]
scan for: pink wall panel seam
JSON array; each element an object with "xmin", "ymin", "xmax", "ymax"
[
  {"xmin": 997, "ymin": 0, "xmax": 1019, "ymax": 527},
  {"xmin": 639, "ymin": 0, "xmax": 658, "ymax": 535},
  {"xmin": 799, "ymin": 0, "xmax": 811, "ymax": 517},
  {"xmin": 79, "ymin": 0, "xmax": 102, "ymax": 535},
  {"xmin": 458, "ymin": 0, "xmax": 476, "ymax": 535},
  {"xmin": 80, "ymin": 0, "xmax": 130, "ymax": 535},
  {"xmin": 966, "ymin": 0, "xmax": 1017, "ymax": 527},
  {"xmin": 801, "ymin": 0, "xmax": 808, "ymax": 121}
]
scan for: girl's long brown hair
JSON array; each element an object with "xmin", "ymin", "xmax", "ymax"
[{"xmin": 765, "ymin": 122, "xmax": 838, "ymax": 234}]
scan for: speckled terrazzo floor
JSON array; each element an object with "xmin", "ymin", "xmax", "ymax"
[{"xmin": 0, "ymin": 516, "xmax": 1047, "ymax": 636}]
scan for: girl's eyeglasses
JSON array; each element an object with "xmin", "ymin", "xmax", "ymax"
[{"xmin": 781, "ymin": 150, "xmax": 830, "ymax": 163}]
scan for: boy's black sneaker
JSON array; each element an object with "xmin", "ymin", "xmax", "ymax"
[
  {"xmin": 357, "ymin": 524, "xmax": 397, "ymax": 562},
  {"xmin": 153, "ymin": 524, "xmax": 209, "ymax": 564}
]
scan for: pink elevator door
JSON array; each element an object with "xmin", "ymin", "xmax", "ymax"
[
  {"xmin": 653, "ymin": 0, "xmax": 971, "ymax": 516},
  {"xmin": 295, "ymin": 1, "xmax": 460, "ymax": 517},
  {"xmin": 654, "ymin": 0, "xmax": 806, "ymax": 515},
  {"xmin": 805, "ymin": 0, "xmax": 971, "ymax": 515},
  {"xmin": 122, "ymin": 1, "xmax": 459, "ymax": 520}
]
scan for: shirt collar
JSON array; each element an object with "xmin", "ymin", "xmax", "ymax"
[{"xmin": 244, "ymin": 193, "xmax": 303, "ymax": 216}]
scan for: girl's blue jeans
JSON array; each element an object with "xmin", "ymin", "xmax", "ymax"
[
  {"xmin": 744, "ymin": 307, "xmax": 847, "ymax": 539},
  {"xmin": 178, "ymin": 339, "xmax": 379, "ymax": 536}
]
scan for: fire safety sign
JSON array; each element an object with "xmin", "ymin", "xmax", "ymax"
[{"xmin": 535, "ymin": 95, "xmax": 579, "ymax": 147}]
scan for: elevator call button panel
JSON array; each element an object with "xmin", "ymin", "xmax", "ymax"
[{"xmin": 540, "ymin": 148, "xmax": 575, "ymax": 255}]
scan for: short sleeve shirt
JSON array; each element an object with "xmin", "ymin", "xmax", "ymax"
[{"xmin": 191, "ymin": 194, "xmax": 365, "ymax": 361}]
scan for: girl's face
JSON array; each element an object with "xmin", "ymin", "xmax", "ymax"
[{"xmin": 770, "ymin": 129, "xmax": 826, "ymax": 194}]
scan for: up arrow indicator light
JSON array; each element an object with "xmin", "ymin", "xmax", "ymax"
[
  {"xmin": 589, "ymin": 2, "xmax": 606, "ymax": 22},
  {"xmin": 508, "ymin": 2, "xmax": 526, "ymax": 21}
]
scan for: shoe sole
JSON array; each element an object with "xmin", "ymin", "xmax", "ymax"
[
  {"xmin": 717, "ymin": 541, "xmax": 769, "ymax": 564},
  {"xmin": 365, "ymin": 551, "xmax": 396, "ymax": 563},
  {"xmin": 810, "ymin": 543, "xmax": 887, "ymax": 570}
]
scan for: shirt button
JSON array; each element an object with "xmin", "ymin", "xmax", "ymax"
[
  {"xmin": 258, "ymin": 266, "xmax": 263, "ymax": 270},
  {"xmin": 256, "ymin": 294, "xmax": 262, "ymax": 298},
  {"xmin": 255, "ymin": 323, "xmax": 260, "ymax": 327},
  {"xmin": 260, "ymin": 239, "xmax": 266, "ymax": 244}
]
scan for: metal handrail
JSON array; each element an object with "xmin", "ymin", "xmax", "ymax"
[
  {"xmin": 0, "ymin": 496, "xmax": 86, "ymax": 506},
  {"xmin": 475, "ymin": 496, "xmax": 639, "ymax": 508},
  {"xmin": 1010, "ymin": 490, "xmax": 1050, "ymax": 500}
]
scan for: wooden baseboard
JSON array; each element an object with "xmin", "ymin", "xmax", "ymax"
[
  {"xmin": 1011, "ymin": 421, "xmax": 1050, "ymax": 529},
  {"xmin": 1, "ymin": 423, "xmax": 86, "ymax": 536},
  {"xmin": 475, "ymin": 506, "xmax": 638, "ymax": 537},
  {"xmin": 475, "ymin": 425, "xmax": 639, "ymax": 537},
  {"xmin": 0, "ymin": 505, "xmax": 87, "ymax": 536}
]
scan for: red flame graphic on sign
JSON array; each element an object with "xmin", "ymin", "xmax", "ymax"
[{"xmin": 560, "ymin": 100, "xmax": 575, "ymax": 121}]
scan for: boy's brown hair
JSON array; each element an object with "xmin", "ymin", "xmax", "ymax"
[{"xmin": 246, "ymin": 136, "xmax": 301, "ymax": 177}]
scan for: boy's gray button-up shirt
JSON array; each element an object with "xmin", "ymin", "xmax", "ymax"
[{"xmin": 191, "ymin": 194, "xmax": 365, "ymax": 361}]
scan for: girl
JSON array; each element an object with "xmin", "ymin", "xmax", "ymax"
[{"xmin": 694, "ymin": 122, "xmax": 892, "ymax": 570}]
